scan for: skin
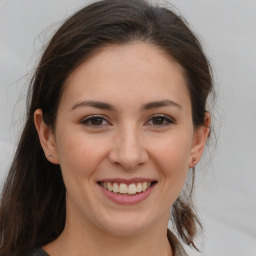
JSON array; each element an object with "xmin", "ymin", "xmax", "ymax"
[{"xmin": 34, "ymin": 42, "xmax": 210, "ymax": 256}]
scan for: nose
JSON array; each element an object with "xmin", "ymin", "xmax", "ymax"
[{"xmin": 108, "ymin": 126, "xmax": 149, "ymax": 170}]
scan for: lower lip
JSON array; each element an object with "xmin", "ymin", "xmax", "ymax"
[{"xmin": 98, "ymin": 183, "xmax": 156, "ymax": 205}]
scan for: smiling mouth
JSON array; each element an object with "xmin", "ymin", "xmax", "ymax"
[{"xmin": 98, "ymin": 181, "xmax": 157, "ymax": 196}]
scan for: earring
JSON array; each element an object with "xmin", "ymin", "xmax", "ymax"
[
  {"xmin": 192, "ymin": 157, "xmax": 196, "ymax": 172},
  {"xmin": 48, "ymin": 154, "xmax": 54, "ymax": 159}
]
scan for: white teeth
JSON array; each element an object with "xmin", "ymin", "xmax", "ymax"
[
  {"xmin": 101, "ymin": 181, "xmax": 152, "ymax": 195},
  {"xmin": 128, "ymin": 184, "xmax": 137, "ymax": 194},
  {"xmin": 119, "ymin": 183, "xmax": 128, "ymax": 194},
  {"xmin": 142, "ymin": 182, "xmax": 148, "ymax": 191},
  {"xmin": 107, "ymin": 182, "xmax": 113, "ymax": 192},
  {"xmin": 136, "ymin": 183, "xmax": 142, "ymax": 193},
  {"xmin": 113, "ymin": 183, "xmax": 119, "ymax": 193}
]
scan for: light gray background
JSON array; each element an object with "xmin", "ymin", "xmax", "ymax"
[{"xmin": 0, "ymin": 0, "xmax": 255, "ymax": 255}]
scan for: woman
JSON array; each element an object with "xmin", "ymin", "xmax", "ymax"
[{"xmin": 0, "ymin": 0, "xmax": 213, "ymax": 255}]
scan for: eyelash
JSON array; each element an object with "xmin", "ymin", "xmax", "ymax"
[
  {"xmin": 81, "ymin": 115, "xmax": 110, "ymax": 128},
  {"xmin": 145, "ymin": 114, "xmax": 175, "ymax": 127},
  {"xmin": 80, "ymin": 114, "xmax": 175, "ymax": 128}
]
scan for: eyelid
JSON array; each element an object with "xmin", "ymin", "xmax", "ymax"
[
  {"xmin": 145, "ymin": 114, "xmax": 175, "ymax": 126},
  {"xmin": 80, "ymin": 115, "xmax": 111, "ymax": 127},
  {"xmin": 80, "ymin": 114, "xmax": 174, "ymax": 128}
]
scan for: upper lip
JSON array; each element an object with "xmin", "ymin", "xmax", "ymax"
[{"xmin": 97, "ymin": 178, "xmax": 156, "ymax": 185}]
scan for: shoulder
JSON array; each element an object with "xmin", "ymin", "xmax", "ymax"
[
  {"xmin": 167, "ymin": 230, "xmax": 189, "ymax": 256},
  {"xmin": 27, "ymin": 248, "xmax": 50, "ymax": 256}
]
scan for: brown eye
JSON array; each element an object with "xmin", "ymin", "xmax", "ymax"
[
  {"xmin": 152, "ymin": 117, "xmax": 165, "ymax": 125},
  {"xmin": 81, "ymin": 116, "xmax": 109, "ymax": 127},
  {"xmin": 90, "ymin": 118, "xmax": 104, "ymax": 125},
  {"xmin": 146, "ymin": 115, "xmax": 174, "ymax": 127}
]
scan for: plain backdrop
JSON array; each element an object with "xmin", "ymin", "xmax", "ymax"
[{"xmin": 0, "ymin": 0, "xmax": 255, "ymax": 255}]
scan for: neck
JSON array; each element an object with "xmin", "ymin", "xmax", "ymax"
[{"xmin": 44, "ymin": 214, "xmax": 173, "ymax": 256}]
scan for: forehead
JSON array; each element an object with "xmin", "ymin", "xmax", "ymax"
[{"xmin": 60, "ymin": 42, "xmax": 191, "ymax": 111}]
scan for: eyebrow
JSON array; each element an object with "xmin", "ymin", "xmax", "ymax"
[
  {"xmin": 70, "ymin": 99, "xmax": 182, "ymax": 111},
  {"xmin": 71, "ymin": 100, "xmax": 116, "ymax": 111},
  {"xmin": 142, "ymin": 100, "xmax": 182, "ymax": 110}
]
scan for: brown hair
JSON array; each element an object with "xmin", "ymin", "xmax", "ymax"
[{"xmin": 0, "ymin": 0, "xmax": 213, "ymax": 255}]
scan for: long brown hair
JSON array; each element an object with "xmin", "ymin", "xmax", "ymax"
[{"xmin": 0, "ymin": 0, "xmax": 213, "ymax": 255}]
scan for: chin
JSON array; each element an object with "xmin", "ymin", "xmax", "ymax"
[
  {"xmin": 104, "ymin": 224, "xmax": 147, "ymax": 237},
  {"xmin": 97, "ymin": 212, "xmax": 156, "ymax": 237}
]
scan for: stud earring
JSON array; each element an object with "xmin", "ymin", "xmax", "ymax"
[
  {"xmin": 192, "ymin": 157, "xmax": 196, "ymax": 172},
  {"xmin": 48, "ymin": 154, "xmax": 54, "ymax": 159},
  {"xmin": 192, "ymin": 157, "xmax": 196, "ymax": 166}
]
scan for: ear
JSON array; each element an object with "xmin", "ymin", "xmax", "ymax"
[
  {"xmin": 189, "ymin": 112, "xmax": 211, "ymax": 168},
  {"xmin": 34, "ymin": 109, "xmax": 59, "ymax": 164}
]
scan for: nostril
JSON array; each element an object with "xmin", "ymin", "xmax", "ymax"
[{"xmin": 108, "ymin": 138, "xmax": 149, "ymax": 170}]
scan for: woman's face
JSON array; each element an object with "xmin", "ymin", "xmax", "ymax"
[{"xmin": 37, "ymin": 43, "xmax": 208, "ymax": 236}]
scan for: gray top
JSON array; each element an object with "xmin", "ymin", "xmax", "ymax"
[{"xmin": 29, "ymin": 230, "xmax": 188, "ymax": 256}]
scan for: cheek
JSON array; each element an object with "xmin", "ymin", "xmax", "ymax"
[
  {"xmin": 55, "ymin": 131, "xmax": 107, "ymax": 179},
  {"xmin": 150, "ymin": 134, "xmax": 192, "ymax": 194},
  {"xmin": 159, "ymin": 147, "xmax": 189, "ymax": 185},
  {"xmin": 151, "ymin": 133, "xmax": 192, "ymax": 168}
]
